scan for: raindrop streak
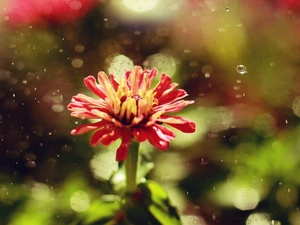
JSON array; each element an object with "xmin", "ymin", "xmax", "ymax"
[{"xmin": 236, "ymin": 65, "xmax": 248, "ymax": 74}]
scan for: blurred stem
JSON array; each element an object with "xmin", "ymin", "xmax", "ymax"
[{"xmin": 124, "ymin": 141, "xmax": 140, "ymax": 194}]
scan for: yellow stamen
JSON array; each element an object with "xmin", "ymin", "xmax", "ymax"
[
  {"xmin": 90, "ymin": 109, "xmax": 114, "ymax": 122},
  {"xmin": 120, "ymin": 100, "xmax": 128, "ymax": 120},
  {"xmin": 138, "ymin": 99, "xmax": 148, "ymax": 117},
  {"xmin": 116, "ymin": 78, "xmax": 128, "ymax": 98},
  {"xmin": 113, "ymin": 98, "xmax": 121, "ymax": 115},
  {"xmin": 126, "ymin": 97, "xmax": 137, "ymax": 121},
  {"xmin": 132, "ymin": 115, "xmax": 144, "ymax": 125},
  {"xmin": 147, "ymin": 110, "xmax": 165, "ymax": 123}
]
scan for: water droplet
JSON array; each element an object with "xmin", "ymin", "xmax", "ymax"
[
  {"xmin": 236, "ymin": 65, "xmax": 248, "ymax": 74},
  {"xmin": 61, "ymin": 145, "xmax": 73, "ymax": 152},
  {"xmin": 292, "ymin": 96, "xmax": 300, "ymax": 117},
  {"xmin": 202, "ymin": 65, "xmax": 213, "ymax": 74},
  {"xmin": 23, "ymin": 88, "xmax": 31, "ymax": 96},
  {"xmin": 226, "ymin": 7, "xmax": 230, "ymax": 12},
  {"xmin": 189, "ymin": 61, "xmax": 198, "ymax": 67},
  {"xmin": 74, "ymin": 44, "xmax": 85, "ymax": 53},
  {"xmin": 156, "ymin": 27, "xmax": 169, "ymax": 37},
  {"xmin": 15, "ymin": 61, "xmax": 24, "ymax": 70},
  {"xmin": 191, "ymin": 73, "xmax": 199, "ymax": 78},
  {"xmin": 269, "ymin": 62, "xmax": 276, "ymax": 67},
  {"xmin": 212, "ymin": 212, "xmax": 222, "ymax": 222},
  {"xmin": 183, "ymin": 49, "xmax": 191, "ymax": 53},
  {"xmin": 233, "ymin": 85, "xmax": 240, "ymax": 90},
  {"xmin": 71, "ymin": 58, "xmax": 84, "ymax": 68},
  {"xmin": 104, "ymin": 20, "xmax": 118, "ymax": 29},
  {"xmin": 69, "ymin": 1, "xmax": 82, "ymax": 10},
  {"xmin": 26, "ymin": 160, "xmax": 36, "ymax": 168},
  {"xmin": 134, "ymin": 30, "xmax": 141, "ymax": 35},
  {"xmin": 218, "ymin": 27, "xmax": 226, "ymax": 32},
  {"xmin": 52, "ymin": 104, "xmax": 64, "ymax": 113}
]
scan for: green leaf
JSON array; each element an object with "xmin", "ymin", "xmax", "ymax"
[
  {"xmin": 124, "ymin": 180, "xmax": 182, "ymax": 225},
  {"xmin": 82, "ymin": 195, "xmax": 121, "ymax": 225}
]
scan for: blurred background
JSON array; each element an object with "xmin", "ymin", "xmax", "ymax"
[{"xmin": 1, "ymin": 0, "xmax": 300, "ymax": 224}]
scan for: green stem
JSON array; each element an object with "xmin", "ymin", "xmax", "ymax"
[{"xmin": 124, "ymin": 141, "xmax": 140, "ymax": 194}]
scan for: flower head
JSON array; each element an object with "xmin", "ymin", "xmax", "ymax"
[{"xmin": 68, "ymin": 66, "xmax": 196, "ymax": 161}]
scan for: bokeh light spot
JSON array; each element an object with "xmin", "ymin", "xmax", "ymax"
[
  {"xmin": 107, "ymin": 54, "xmax": 134, "ymax": 79},
  {"xmin": 52, "ymin": 104, "xmax": 64, "ymax": 113},
  {"xmin": 90, "ymin": 151, "xmax": 118, "ymax": 180},
  {"xmin": 246, "ymin": 213, "xmax": 270, "ymax": 225},
  {"xmin": 121, "ymin": 0, "xmax": 159, "ymax": 13},
  {"xmin": 71, "ymin": 58, "xmax": 84, "ymax": 68},
  {"xmin": 143, "ymin": 53, "xmax": 176, "ymax": 77},
  {"xmin": 31, "ymin": 183, "xmax": 50, "ymax": 202},
  {"xmin": 233, "ymin": 187, "xmax": 259, "ymax": 210},
  {"xmin": 70, "ymin": 191, "xmax": 90, "ymax": 212}
]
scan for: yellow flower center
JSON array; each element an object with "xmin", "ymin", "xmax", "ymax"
[{"xmin": 103, "ymin": 77, "xmax": 157, "ymax": 126}]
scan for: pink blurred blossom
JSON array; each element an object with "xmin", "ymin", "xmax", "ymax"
[
  {"xmin": 276, "ymin": 0, "xmax": 300, "ymax": 11},
  {"xmin": 4, "ymin": 0, "xmax": 98, "ymax": 26}
]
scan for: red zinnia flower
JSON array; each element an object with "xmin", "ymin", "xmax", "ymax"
[{"xmin": 68, "ymin": 66, "xmax": 196, "ymax": 161}]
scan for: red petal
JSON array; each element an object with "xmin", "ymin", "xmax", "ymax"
[
  {"xmin": 71, "ymin": 94, "xmax": 107, "ymax": 108},
  {"xmin": 124, "ymin": 70, "xmax": 132, "ymax": 89},
  {"xmin": 84, "ymin": 76, "xmax": 107, "ymax": 99},
  {"xmin": 157, "ymin": 89, "xmax": 188, "ymax": 105},
  {"xmin": 144, "ymin": 68, "xmax": 158, "ymax": 90},
  {"xmin": 153, "ymin": 124, "xmax": 176, "ymax": 141},
  {"xmin": 90, "ymin": 127, "xmax": 112, "ymax": 146},
  {"xmin": 97, "ymin": 72, "xmax": 117, "ymax": 101},
  {"xmin": 71, "ymin": 120, "xmax": 110, "ymax": 135},
  {"xmin": 158, "ymin": 115, "xmax": 196, "ymax": 133},
  {"xmin": 99, "ymin": 129, "xmax": 123, "ymax": 145},
  {"xmin": 153, "ymin": 73, "xmax": 173, "ymax": 99},
  {"xmin": 129, "ymin": 66, "xmax": 143, "ymax": 95},
  {"xmin": 132, "ymin": 127, "xmax": 148, "ymax": 142},
  {"xmin": 116, "ymin": 132, "xmax": 132, "ymax": 161},
  {"xmin": 110, "ymin": 74, "xmax": 120, "ymax": 91},
  {"xmin": 148, "ymin": 137, "xmax": 169, "ymax": 150},
  {"xmin": 68, "ymin": 106, "xmax": 93, "ymax": 118},
  {"xmin": 168, "ymin": 122, "xmax": 196, "ymax": 133},
  {"xmin": 155, "ymin": 100, "xmax": 193, "ymax": 113},
  {"xmin": 146, "ymin": 125, "xmax": 175, "ymax": 150}
]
